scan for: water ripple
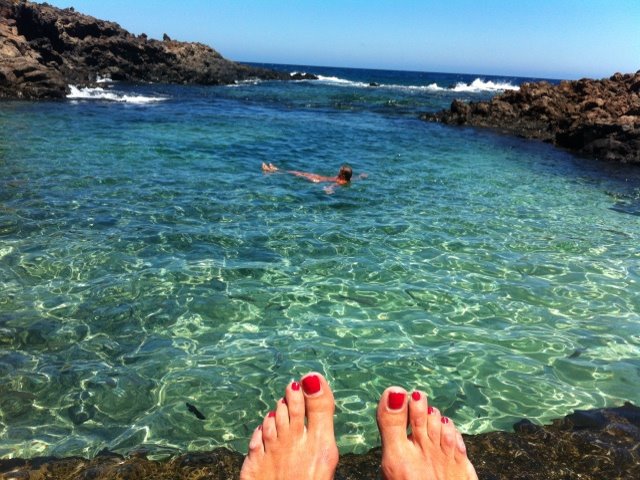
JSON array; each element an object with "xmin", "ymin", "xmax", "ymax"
[{"xmin": 1, "ymin": 79, "xmax": 640, "ymax": 457}]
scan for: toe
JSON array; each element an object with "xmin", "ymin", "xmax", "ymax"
[
  {"xmin": 426, "ymin": 405, "xmax": 442, "ymax": 444},
  {"xmin": 285, "ymin": 380, "xmax": 305, "ymax": 436},
  {"xmin": 261, "ymin": 410, "xmax": 278, "ymax": 447},
  {"xmin": 300, "ymin": 372, "xmax": 335, "ymax": 433},
  {"xmin": 455, "ymin": 431, "xmax": 467, "ymax": 456},
  {"xmin": 376, "ymin": 387, "xmax": 409, "ymax": 448},
  {"xmin": 439, "ymin": 416, "xmax": 458, "ymax": 456},
  {"xmin": 247, "ymin": 424, "xmax": 265, "ymax": 455},
  {"xmin": 455, "ymin": 431, "xmax": 479, "ymax": 479},
  {"xmin": 275, "ymin": 396, "xmax": 290, "ymax": 434},
  {"xmin": 408, "ymin": 390, "xmax": 430, "ymax": 446},
  {"xmin": 454, "ymin": 431, "xmax": 476, "ymax": 469}
]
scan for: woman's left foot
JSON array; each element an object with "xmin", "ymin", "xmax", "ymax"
[{"xmin": 240, "ymin": 372, "xmax": 339, "ymax": 480}]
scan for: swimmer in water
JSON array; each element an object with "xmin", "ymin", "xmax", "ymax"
[
  {"xmin": 262, "ymin": 163, "xmax": 366, "ymax": 193},
  {"xmin": 262, "ymin": 163, "xmax": 363, "ymax": 185}
]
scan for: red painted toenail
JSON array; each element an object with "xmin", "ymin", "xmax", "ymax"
[
  {"xmin": 388, "ymin": 391, "xmax": 406, "ymax": 410},
  {"xmin": 281, "ymin": 398, "xmax": 287, "ymax": 405},
  {"xmin": 258, "ymin": 425, "xmax": 262, "ymax": 431},
  {"xmin": 302, "ymin": 375, "xmax": 321, "ymax": 395},
  {"xmin": 268, "ymin": 411, "xmax": 276, "ymax": 418},
  {"xmin": 441, "ymin": 416, "xmax": 449, "ymax": 424},
  {"xmin": 411, "ymin": 391, "xmax": 421, "ymax": 401},
  {"xmin": 428, "ymin": 406, "xmax": 434, "ymax": 415},
  {"xmin": 291, "ymin": 381, "xmax": 301, "ymax": 391}
]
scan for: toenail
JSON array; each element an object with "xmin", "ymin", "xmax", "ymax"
[
  {"xmin": 302, "ymin": 375, "xmax": 321, "ymax": 395},
  {"xmin": 257, "ymin": 425, "xmax": 262, "ymax": 430},
  {"xmin": 268, "ymin": 411, "xmax": 276, "ymax": 418},
  {"xmin": 441, "ymin": 416, "xmax": 449, "ymax": 424},
  {"xmin": 281, "ymin": 398, "xmax": 287, "ymax": 405},
  {"xmin": 411, "ymin": 391, "xmax": 421, "ymax": 401},
  {"xmin": 291, "ymin": 381, "xmax": 301, "ymax": 391},
  {"xmin": 387, "ymin": 391, "xmax": 406, "ymax": 410},
  {"xmin": 428, "ymin": 406, "xmax": 435, "ymax": 415}
]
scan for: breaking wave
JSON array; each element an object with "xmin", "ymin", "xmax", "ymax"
[
  {"xmin": 450, "ymin": 78, "xmax": 520, "ymax": 92},
  {"xmin": 315, "ymin": 75, "xmax": 371, "ymax": 88},
  {"xmin": 66, "ymin": 85, "xmax": 167, "ymax": 104},
  {"xmin": 309, "ymin": 75, "xmax": 519, "ymax": 93}
]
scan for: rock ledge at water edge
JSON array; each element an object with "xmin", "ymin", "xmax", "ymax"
[
  {"xmin": 422, "ymin": 72, "xmax": 640, "ymax": 164},
  {"xmin": 1, "ymin": 403, "xmax": 639, "ymax": 480}
]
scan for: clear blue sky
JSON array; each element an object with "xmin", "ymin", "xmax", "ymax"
[{"xmin": 44, "ymin": 0, "xmax": 639, "ymax": 79}]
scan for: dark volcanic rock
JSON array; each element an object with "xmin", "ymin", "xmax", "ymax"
[
  {"xmin": 423, "ymin": 73, "xmax": 640, "ymax": 164},
  {"xmin": 0, "ymin": 2, "xmax": 66, "ymax": 98},
  {"xmin": 0, "ymin": 0, "xmax": 292, "ymax": 99},
  {"xmin": 1, "ymin": 404, "xmax": 639, "ymax": 479},
  {"xmin": 290, "ymin": 71, "xmax": 319, "ymax": 80}
]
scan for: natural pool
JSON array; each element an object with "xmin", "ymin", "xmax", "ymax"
[{"xmin": 1, "ymin": 66, "xmax": 639, "ymax": 458}]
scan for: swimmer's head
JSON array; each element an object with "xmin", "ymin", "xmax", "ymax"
[{"xmin": 337, "ymin": 164, "xmax": 352, "ymax": 182}]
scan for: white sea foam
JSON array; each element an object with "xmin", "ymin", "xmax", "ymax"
[
  {"xmin": 66, "ymin": 85, "xmax": 167, "ymax": 104},
  {"xmin": 308, "ymin": 75, "xmax": 519, "ymax": 93},
  {"xmin": 451, "ymin": 78, "xmax": 520, "ymax": 92},
  {"xmin": 387, "ymin": 78, "xmax": 519, "ymax": 93},
  {"xmin": 383, "ymin": 83, "xmax": 446, "ymax": 92},
  {"xmin": 315, "ymin": 75, "xmax": 371, "ymax": 88},
  {"xmin": 229, "ymin": 79, "xmax": 263, "ymax": 87},
  {"xmin": 425, "ymin": 83, "xmax": 445, "ymax": 92}
]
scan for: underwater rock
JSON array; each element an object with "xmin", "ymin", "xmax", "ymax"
[
  {"xmin": 67, "ymin": 403, "xmax": 96, "ymax": 425},
  {"xmin": 423, "ymin": 72, "xmax": 640, "ymax": 164},
  {"xmin": 186, "ymin": 402, "xmax": 206, "ymax": 420}
]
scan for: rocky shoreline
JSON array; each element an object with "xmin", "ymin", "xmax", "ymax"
[
  {"xmin": 0, "ymin": 0, "xmax": 312, "ymax": 100},
  {"xmin": 423, "ymin": 72, "xmax": 640, "ymax": 164},
  {"xmin": 1, "ymin": 403, "xmax": 638, "ymax": 479}
]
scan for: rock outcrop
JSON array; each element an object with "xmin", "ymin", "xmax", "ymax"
[
  {"xmin": 1, "ymin": 403, "xmax": 639, "ymax": 480},
  {"xmin": 0, "ymin": 0, "xmax": 305, "ymax": 100},
  {"xmin": 423, "ymin": 72, "xmax": 640, "ymax": 164}
]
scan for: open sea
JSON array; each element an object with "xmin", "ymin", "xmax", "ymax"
[{"xmin": 1, "ymin": 64, "xmax": 639, "ymax": 459}]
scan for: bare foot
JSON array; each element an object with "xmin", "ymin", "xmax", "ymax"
[
  {"xmin": 261, "ymin": 162, "xmax": 279, "ymax": 172},
  {"xmin": 377, "ymin": 387, "xmax": 478, "ymax": 480},
  {"xmin": 240, "ymin": 372, "xmax": 339, "ymax": 480}
]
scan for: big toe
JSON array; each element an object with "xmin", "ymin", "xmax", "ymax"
[
  {"xmin": 376, "ymin": 387, "xmax": 409, "ymax": 448},
  {"xmin": 300, "ymin": 372, "xmax": 335, "ymax": 433}
]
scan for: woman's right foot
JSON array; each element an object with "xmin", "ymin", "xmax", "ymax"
[
  {"xmin": 376, "ymin": 387, "xmax": 478, "ymax": 480},
  {"xmin": 240, "ymin": 372, "xmax": 338, "ymax": 480}
]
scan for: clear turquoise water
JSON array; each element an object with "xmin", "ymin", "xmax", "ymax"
[{"xmin": 1, "ymin": 66, "xmax": 639, "ymax": 458}]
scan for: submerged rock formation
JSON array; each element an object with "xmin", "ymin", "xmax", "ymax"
[
  {"xmin": 0, "ymin": 0, "xmax": 301, "ymax": 100},
  {"xmin": 423, "ymin": 72, "xmax": 640, "ymax": 164},
  {"xmin": 1, "ymin": 403, "xmax": 639, "ymax": 479}
]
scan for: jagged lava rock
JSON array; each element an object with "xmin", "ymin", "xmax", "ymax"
[
  {"xmin": 423, "ymin": 72, "xmax": 640, "ymax": 164},
  {"xmin": 0, "ymin": 2, "xmax": 66, "ymax": 98},
  {"xmin": 0, "ymin": 0, "xmax": 301, "ymax": 100}
]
